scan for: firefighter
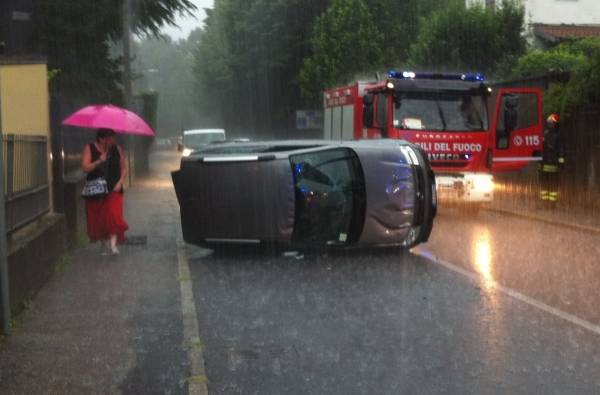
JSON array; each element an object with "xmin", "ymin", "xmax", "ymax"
[{"xmin": 539, "ymin": 113, "xmax": 564, "ymax": 204}]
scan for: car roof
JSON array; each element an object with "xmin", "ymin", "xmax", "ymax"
[{"xmin": 183, "ymin": 129, "xmax": 226, "ymax": 135}]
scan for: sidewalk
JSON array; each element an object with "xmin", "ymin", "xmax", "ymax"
[{"xmin": 0, "ymin": 152, "xmax": 189, "ymax": 394}]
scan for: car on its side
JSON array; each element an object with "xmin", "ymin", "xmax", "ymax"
[
  {"xmin": 180, "ymin": 128, "xmax": 226, "ymax": 157},
  {"xmin": 172, "ymin": 139, "xmax": 436, "ymax": 250}
]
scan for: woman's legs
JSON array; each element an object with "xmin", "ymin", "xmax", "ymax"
[
  {"xmin": 105, "ymin": 192, "xmax": 129, "ymax": 246},
  {"xmin": 109, "ymin": 234, "xmax": 119, "ymax": 254}
]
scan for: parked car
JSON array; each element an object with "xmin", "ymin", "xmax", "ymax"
[
  {"xmin": 172, "ymin": 139, "xmax": 436, "ymax": 250},
  {"xmin": 181, "ymin": 128, "xmax": 226, "ymax": 156}
]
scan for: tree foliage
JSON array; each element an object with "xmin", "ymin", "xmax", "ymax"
[
  {"xmin": 408, "ymin": 0, "xmax": 526, "ymax": 75},
  {"xmin": 133, "ymin": 31, "xmax": 203, "ymax": 135},
  {"xmin": 511, "ymin": 38, "xmax": 600, "ymax": 118},
  {"xmin": 193, "ymin": 0, "xmax": 522, "ymax": 136},
  {"xmin": 299, "ymin": 0, "xmax": 384, "ymax": 103},
  {"xmin": 299, "ymin": 0, "xmax": 461, "ymax": 102},
  {"xmin": 38, "ymin": 0, "xmax": 196, "ymax": 104},
  {"xmin": 194, "ymin": 0, "xmax": 329, "ymax": 137}
]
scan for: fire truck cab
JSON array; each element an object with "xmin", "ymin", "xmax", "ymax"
[{"xmin": 323, "ymin": 71, "xmax": 544, "ymax": 205}]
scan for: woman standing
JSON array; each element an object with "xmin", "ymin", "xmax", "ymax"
[{"xmin": 81, "ymin": 128, "xmax": 129, "ymax": 255}]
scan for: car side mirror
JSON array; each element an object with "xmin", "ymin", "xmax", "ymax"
[{"xmin": 363, "ymin": 94, "xmax": 374, "ymax": 128}]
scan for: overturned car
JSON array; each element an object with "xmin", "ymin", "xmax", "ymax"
[{"xmin": 172, "ymin": 140, "xmax": 436, "ymax": 250}]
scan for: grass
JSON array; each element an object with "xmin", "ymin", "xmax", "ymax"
[
  {"xmin": 54, "ymin": 232, "xmax": 88, "ymax": 274},
  {"xmin": 185, "ymin": 375, "xmax": 208, "ymax": 385},
  {"xmin": 53, "ymin": 254, "xmax": 73, "ymax": 274},
  {"xmin": 188, "ymin": 338, "xmax": 204, "ymax": 351}
]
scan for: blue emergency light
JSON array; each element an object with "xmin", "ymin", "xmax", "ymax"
[{"xmin": 387, "ymin": 70, "xmax": 485, "ymax": 82}]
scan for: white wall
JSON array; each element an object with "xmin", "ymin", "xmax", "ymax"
[
  {"xmin": 467, "ymin": 0, "xmax": 600, "ymax": 25},
  {"xmin": 525, "ymin": 0, "xmax": 600, "ymax": 25}
]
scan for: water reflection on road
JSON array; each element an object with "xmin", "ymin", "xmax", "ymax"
[
  {"xmin": 422, "ymin": 206, "xmax": 600, "ymax": 326},
  {"xmin": 472, "ymin": 226, "xmax": 494, "ymax": 288}
]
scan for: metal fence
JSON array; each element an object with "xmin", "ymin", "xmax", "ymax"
[{"xmin": 2, "ymin": 134, "xmax": 50, "ymax": 233}]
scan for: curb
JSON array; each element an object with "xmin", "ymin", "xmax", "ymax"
[{"xmin": 485, "ymin": 207, "xmax": 600, "ymax": 234}]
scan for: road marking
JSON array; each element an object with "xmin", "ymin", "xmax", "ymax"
[
  {"xmin": 415, "ymin": 248, "xmax": 600, "ymax": 337},
  {"xmin": 177, "ymin": 232, "xmax": 209, "ymax": 395}
]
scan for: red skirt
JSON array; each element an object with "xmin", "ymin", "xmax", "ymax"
[{"xmin": 85, "ymin": 192, "xmax": 129, "ymax": 243}]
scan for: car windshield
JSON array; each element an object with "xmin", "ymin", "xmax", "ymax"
[
  {"xmin": 184, "ymin": 132, "xmax": 225, "ymax": 148},
  {"xmin": 394, "ymin": 92, "xmax": 488, "ymax": 131}
]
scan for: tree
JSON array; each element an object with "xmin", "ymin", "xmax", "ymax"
[
  {"xmin": 38, "ymin": 0, "xmax": 196, "ymax": 104},
  {"xmin": 299, "ymin": 0, "xmax": 384, "ymax": 103},
  {"xmin": 134, "ymin": 30, "xmax": 204, "ymax": 136},
  {"xmin": 510, "ymin": 38, "xmax": 600, "ymax": 118},
  {"xmin": 194, "ymin": 0, "xmax": 330, "ymax": 137},
  {"xmin": 408, "ymin": 0, "xmax": 526, "ymax": 75},
  {"xmin": 193, "ymin": 0, "xmax": 460, "ymax": 136}
]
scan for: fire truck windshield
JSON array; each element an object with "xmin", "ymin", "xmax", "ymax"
[{"xmin": 393, "ymin": 92, "xmax": 488, "ymax": 132}]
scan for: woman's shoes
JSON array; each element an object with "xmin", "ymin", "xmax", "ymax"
[
  {"xmin": 100, "ymin": 242, "xmax": 111, "ymax": 256},
  {"xmin": 110, "ymin": 246, "xmax": 120, "ymax": 255}
]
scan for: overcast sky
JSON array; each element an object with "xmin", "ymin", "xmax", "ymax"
[{"xmin": 160, "ymin": 0, "xmax": 214, "ymax": 40}]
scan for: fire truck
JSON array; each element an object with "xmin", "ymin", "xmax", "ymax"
[{"xmin": 323, "ymin": 71, "xmax": 544, "ymax": 207}]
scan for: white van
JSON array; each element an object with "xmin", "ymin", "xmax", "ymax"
[{"xmin": 181, "ymin": 129, "xmax": 226, "ymax": 157}]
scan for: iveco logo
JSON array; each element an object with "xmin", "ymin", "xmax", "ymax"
[{"xmin": 428, "ymin": 153, "xmax": 462, "ymax": 161}]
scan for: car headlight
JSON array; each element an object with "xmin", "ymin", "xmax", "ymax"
[
  {"xmin": 471, "ymin": 174, "xmax": 494, "ymax": 194},
  {"xmin": 182, "ymin": 148, "xmax": 193, "ymax": 157}
]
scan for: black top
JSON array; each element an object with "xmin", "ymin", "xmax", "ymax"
[
  {"xmin": 88, "ymin": 143, "xmax": 123, "ymax": 193},
  {"xmin": 542, "ymin": 126, "xmax": 564, "ymax": 165}
]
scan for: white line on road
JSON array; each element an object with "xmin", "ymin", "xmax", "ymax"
[
  {"xmin": 415, "ymin": 248, "xmax": 600, "ymax": 337},
  {"xmin": 177, "ymin": 232, "xmax": 209, "ymax": 395}
]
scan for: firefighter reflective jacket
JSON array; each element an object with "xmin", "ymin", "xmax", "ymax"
[{"xmin": 541, "ymin": 125, "xmax": 564, "ymax": 172}]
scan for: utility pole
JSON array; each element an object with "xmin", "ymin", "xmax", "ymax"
[
  {"xmin": 0, "ymin": 96, "xmax": 11, "ymax": 334},
  {"xmin": 122, "ymin": 0, "xmax": 133, "ymax": 185},
  {"xmin": 122, "ymin": 0, "xmax": 132, "ymax": 107}
]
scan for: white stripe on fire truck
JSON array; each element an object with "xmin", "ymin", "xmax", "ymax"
[{"xmin": 492, "ymin": 157, "xmax": 542, "ymax": 162}]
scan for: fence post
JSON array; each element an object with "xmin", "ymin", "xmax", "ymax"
[
  {"xmin": 6, "ymin": 135, "xmax": 13, "ymax": 198},
  {"xmin": 0, "ymin": 98, "xmax": 11, "ymax": 334}
]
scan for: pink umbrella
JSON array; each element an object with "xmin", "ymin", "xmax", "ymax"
[{"xmin": 62, "ymin": 104, "xmax": 155, "ymax": 137}]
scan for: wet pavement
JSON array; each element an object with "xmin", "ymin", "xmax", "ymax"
[
  {"xmin": 421, "ymin": 209, "xmax": 600, "ymax": 325},
  {"xmin": 189, "ymin": 228, "xmax": 600, "ymax": 394},
  {"xmin": 2, "ymin": 150, "xmax": 600, "ymax": 394},
  {"xmin": 0, "ymin": 151, "xmax": 188, "ymax": 394}
]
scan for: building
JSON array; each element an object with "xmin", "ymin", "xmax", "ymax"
[{"xmin": 466, "ymin": 0, "xmax": 600, "ymax": 45}]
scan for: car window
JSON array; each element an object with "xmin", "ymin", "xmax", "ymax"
[{"xmin": 290, "ymin": 148, "xmax": 365, "ymax": 245}]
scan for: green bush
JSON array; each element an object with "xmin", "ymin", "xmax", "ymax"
[{"xmin": 511, "ymin": 38, "xmax": 600, "ymax": 118}]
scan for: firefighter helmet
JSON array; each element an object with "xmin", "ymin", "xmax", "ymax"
[{"xmin": 546, "ymin": 113, "xmax": 560, "ymax": 125}]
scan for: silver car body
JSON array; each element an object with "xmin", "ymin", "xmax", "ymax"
[{"xmin": 172, "ymin": 139, "xmax": 436, "ymax": 249}]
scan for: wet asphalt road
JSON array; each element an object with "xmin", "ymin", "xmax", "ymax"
[
  {"xmin": 163, "ymin": 150, "xmax": 600, "ymax": 395},
  {"xmin": 5, "ymin": 150, "xmax": 599, "ymax": 394}
]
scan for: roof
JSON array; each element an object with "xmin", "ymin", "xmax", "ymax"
[
  {"xmin": 183, "ymin": 128, "xmax": 225, "ymax": 135},
  {"xmin": 534, "ymin": 24, "xmax": 600, "ymax": 43}
]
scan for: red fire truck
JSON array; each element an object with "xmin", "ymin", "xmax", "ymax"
[{"xmin": 323, "ymin": 71, "xmax": 544, "ymax": 206}]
